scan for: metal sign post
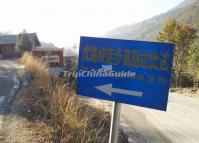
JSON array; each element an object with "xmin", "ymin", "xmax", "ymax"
[{"xmin": 109, "ymin": 102, "xmax": 121, "ymax": 143}]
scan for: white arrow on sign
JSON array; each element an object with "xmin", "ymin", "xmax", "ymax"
[{"xmin": 95, "ymin": 84, "xmax": 143, "ymax": 97}]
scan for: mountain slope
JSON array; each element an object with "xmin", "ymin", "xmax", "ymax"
[{"xmin": 104, "ymin": 0, "xmax": 199, "ymax": 41}]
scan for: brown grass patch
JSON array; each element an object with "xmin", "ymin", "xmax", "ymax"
[{"xmin": 18, "ymin": 53, "xmax": 128, "ymax": 143}]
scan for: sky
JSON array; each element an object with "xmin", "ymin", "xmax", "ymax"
[{"xmin": 0, "ymin": 0, "xmax": 184, "ymax": 49}]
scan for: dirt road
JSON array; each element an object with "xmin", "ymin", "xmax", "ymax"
[{"xmin": 0, "ymin": 60, "xmax": 38, "ymax": 142}]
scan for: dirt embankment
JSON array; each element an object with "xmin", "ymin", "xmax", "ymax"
[{"xmin": 170, "ymin": 88, "xmax": 199, "ymax": 97}]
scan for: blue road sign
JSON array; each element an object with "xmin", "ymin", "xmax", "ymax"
[{"xmin": 76, "ymin": 36, "xmax": 174, "ymax": 111}]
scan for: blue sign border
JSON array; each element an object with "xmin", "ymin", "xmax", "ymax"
[{"xmin": 76, "ymin": 36, "xmax": 174, "ymax": 111}]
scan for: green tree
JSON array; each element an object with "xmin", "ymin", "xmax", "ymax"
[
  {"xmin": 188, "ymin": 21, "xmax": 199, "ymax": 87},
  {"xmin": 156, "ymin": 18, "xmax": 198, "ymax": 87},
  {"xmin": 15, "ymin": 30, "xmax": 32, "ymax": 55},
  {"xmin": 65, "ymin": 46, "xmax": 78, "ymax": 89},
  {"xmin": 188, "ymin": 40, "xmax": 199, "ymax": 87}
]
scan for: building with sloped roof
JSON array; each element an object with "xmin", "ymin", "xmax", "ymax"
[
  {"xmin": 32, "ymin": 47, "xmax": 64, "ymax": 67},
  {"xmin": 0, "ymin": 33, "xmax": 40, "ymax": 59}
]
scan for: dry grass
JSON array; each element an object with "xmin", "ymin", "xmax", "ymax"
[
  {"xmin": 19, "ymin": 52, "xmax": 50, "ymax": 89},
  {"xmin": 18, "ymin": 53, "xmax": 128, "ymax": 143},
  {"xmin": 48, "ymin": 84, "xmax": 111, "ymax": 143}
]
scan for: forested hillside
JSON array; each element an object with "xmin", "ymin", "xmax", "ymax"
[{"xmin": 104, "ymin": 0, "xmax": 199, "ymax": 41}]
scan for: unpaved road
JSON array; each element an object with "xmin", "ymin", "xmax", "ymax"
[
  {"xmin": 82, "ymin": 93, "xmax": 199, "ymax": 143},
  {"xmin": 128, "ymin": 93, "xmax": 199, "ymax": 143},
  {"xmin": 0, "ymin": 60, "xmax": 38, "ymax": 142}
]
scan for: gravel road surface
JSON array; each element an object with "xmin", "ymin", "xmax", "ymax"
[{"xmin": 0, "ymin": 60, "xmax": 37, "ymax": 142}]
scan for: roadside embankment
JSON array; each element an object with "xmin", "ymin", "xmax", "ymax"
[
  {"xmin": 18, "ymin": 53, "xmax": 128, "ymax": 143},
  {"xmin": 170, "ymin": 88, "xmax": 199, "ymax": 97}
]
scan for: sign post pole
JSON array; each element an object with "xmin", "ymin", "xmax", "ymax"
[{"xmin": 109, "ymin": 102, "xmax": 121, "ymax": 143}]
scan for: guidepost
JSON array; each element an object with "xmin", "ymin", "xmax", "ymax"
[{"xmin": 76, "ymin": 36, "xmax": 174, "ymax": 143}]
